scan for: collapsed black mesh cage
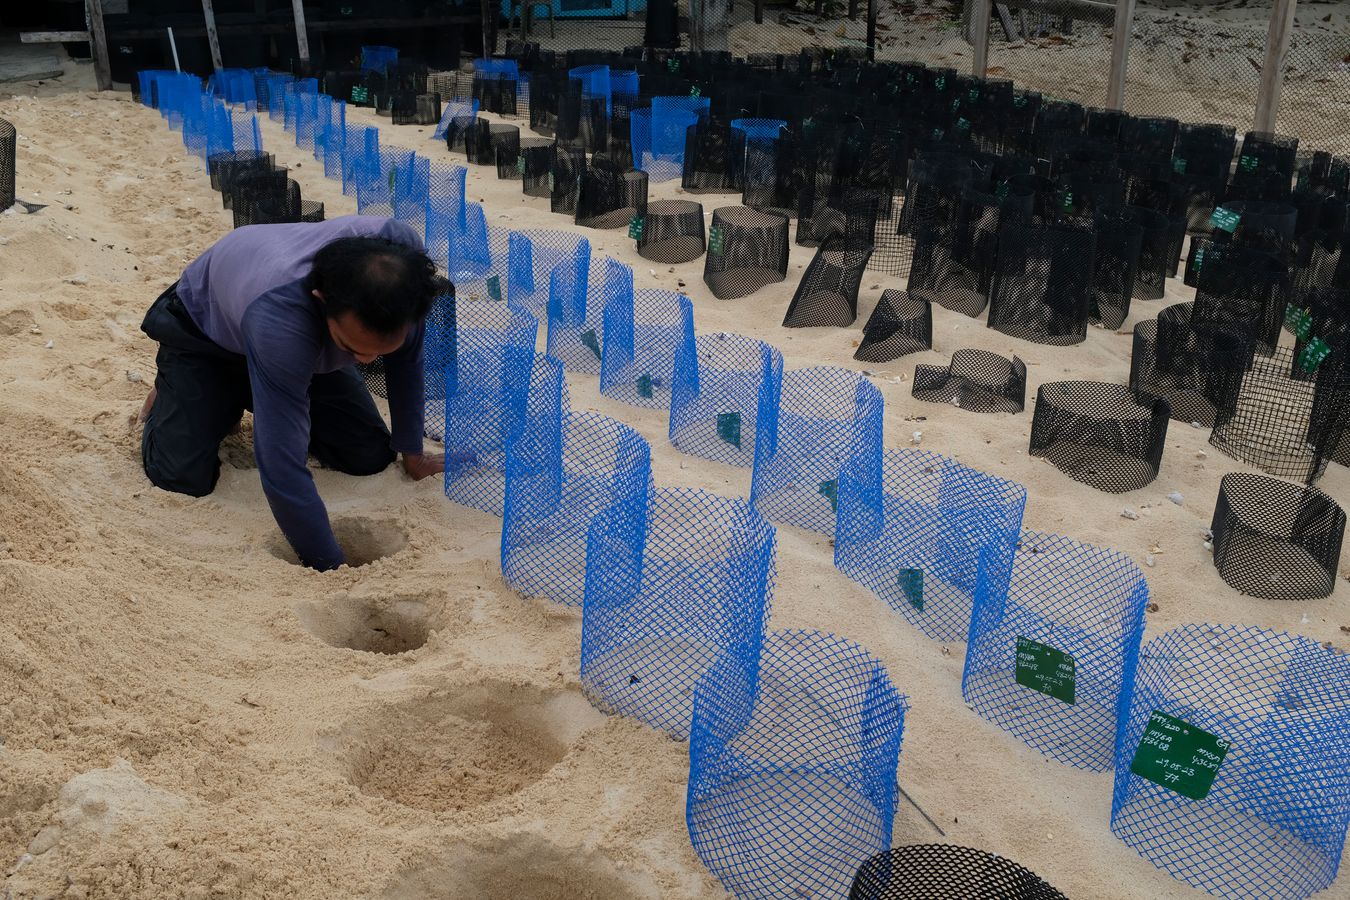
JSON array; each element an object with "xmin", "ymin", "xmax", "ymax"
[
  {"xmin": 849, "ymin": 845, "xmax": 1069, "ymax": 900},
  {"xmin": 1089, "ymin": 212, "xmax": 1143, "ymax": 330},
  {"xmin": 207, "ymin": 149, "xmax": 275, "ymax": 210},
  {"xmin": 1209, "ymin": 473, "xmax": 1345, "ymax": 601},
  {"xmin": 702, "ymin": 205, "xmax": 790, "ymax": 300},
  {"xmin": 636, "ymin": 198, "xmax": 706, "ymax": 264},
  {"xmin": 854, "ymin": 290, "xmax": 932, "ymax": 362},
  {"xmin": 912, "ymin": 348, "xmax": 1026, "ymax": 413},
  {"xmin": 1129, "ymin": 302, "xmax": 1250, "ymax": 427},
  {"xmin": 519, "ymin": 138, "xmax": 554, "ymax": 197},
  {"xmin": 1029, "ymin": 381, "xmax": 1170, "ymax": 492},
  {"xmin": 986, "ymin": 225, "xmax": 1097, "ymax": 345},
  {"xmin": 783, "ymin": 189, "xmax": 880, "ymax": 327},
  {"xmin": 576, "ymin": 157, "xmax": 648, "ymax": 229},
  {"xmin": 0, "ymin": 117, "xmax": 13, "ymax": 212}
]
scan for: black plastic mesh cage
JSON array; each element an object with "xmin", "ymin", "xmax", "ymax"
[
  {"xmin": 519, "ymin": 138, "xmax": 554, "ymax": 197},
  {"xmin": 1209, "ymin": 473, "xmax": 1345, "ymax": 601},
  {"xmin": 207, "ymin": 149, "xmax": 275, "ymax": 210},
  {"xmin": 1227, "ymin": 131, "xmax": 1299, "ymax": 201},
  {"xmin": 986, "ymin": 225, "xmax": 1097, "ymax": 346},
  {"xmin": 1118, "ymin": 204, "xmax": 1184, "ymax": 300},
  {"xmin": 443, "ymin": 113, "xmax": 478, "ymax": 154},
  {"xmin": 1089, "ymin": 213, "xmax": 1143, "ymax": 330},
  {"xmin": 390, "ymin": 91, "xmax": 419, "ymax": 125},
  {"xmin": 576, "ymin": 157, "xmax": 648, "ymax": 229},
  {"xmin": 1129, "ymin": 302, "xmax": 1250, "ymax": 427},
  {"xmin": 549, "ymin": 142, "xmax": 588, "ymax": 216},
  {"xmin": 912, "ymin": 348, "xmax": 1026, "ymax": 413},
  {"xmin": 230, "ymin": 169, "xmax": 301, "ymax": 228},
  {"xmin": 682, "ymin": 118, "xmax": 744, "ymax": 193},
  {"xmin": 636, "ymin": 198, "xmax": 705, "ymax": 264},
  {"xmin": 0, "ymin": 117, "xmax": 12, "ymax": 212},
  {"xmin": 849, "ymin": 845, "xmax": 1069, "ymax": 900},
  {"xmin": 782, "ymin": 189, "xmax": 880, "ymax": 328},
  {"xmin": 854, "ymin": 290, "xmax": 932, "ymax": 362},
  {"xmin": 415, "ymin": 93, "xmax": 441, "ymax": 126},
  {"xmin": 1186, "ymin": 239, "xmax": 1290, "ymax": 355},
  {"xmin": 702, "ymin": 205, "xmax": 790, "ymax": 300},
  {"xmin": 491, "ymin": 124, "xmax": 521, "ymax": 179},
  {"xmin": 1029, "ymin": 381, "xmax": 1170, "ymax": 492}
]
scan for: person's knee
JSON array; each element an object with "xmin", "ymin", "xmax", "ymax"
[
  {"xmin": 142, "ymin": 441, "xmax": 220, "ymax": 496},
  {"xmin": 326, "ymin": 442, "xmax": 396, "ymax": 477}
]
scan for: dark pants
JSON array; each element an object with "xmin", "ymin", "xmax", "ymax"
[{"xmin": 140, "ymin": 284, "xmax": 396, "ymax": 497}]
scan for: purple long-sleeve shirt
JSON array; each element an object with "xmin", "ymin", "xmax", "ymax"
[{"xmin": 176, "ymin": 216, "xmax": 426, "ymax": 570}]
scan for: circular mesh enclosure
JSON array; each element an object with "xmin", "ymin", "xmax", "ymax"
[
  {"xmin": 1128, "ymin": 303, "xmax": 1249, "ymax": 427},
  {"xmin": 519, "ymin": 138, "xmax": 554, "ymax": 198},
  {"xmin": 207, "ymin": 149, "xmax": 274, "ymax": 210},
  {"xmin": 855, "ymin": 290, "xmax": 932, "ymax": 363},
  {"xmin": 576, "ymin": 157, "xmax": 648, "ymax": 229},
  {"xmin": 580, "ymin": 488, "xmax": 775, "ymax": 739},
  {"xmin": 490, "ymin": 124, "xmax": 522, "ymax": 179},
  {"xmin": 636, "ymin": 198, "xmax": 705, "ymax": 264},
  {"xmin": 600, "ymin": 288, "xmax": 692, "ymax": 409},
  {"xmin": 687, "ymin": 630, "xmax": 909, "ymax": 900},
  {"xmin": 1210, "ymin": 473, "xmax": 1344, "ymax": 601},
  {"xmin": 1184, "ymin": 238, "xmax": 1290, "ymax": 355},
  {"xmin": 963, "ymin": 531, "xmax": 1149, "ymax": 770},
  {"xmin": 782, "ymin": 192, "xmax": 880, "ymax": 328},
  {"xmin": 1029, "ymin": 381, "xmax": 1170, "ymax": 492},
  {"xmin": 986, "ymin": 225, "xmax": 1096, "ymax": 346},
  {"xmin": 669, "ymin": 332, "xmax": 784, "ymax": 468},
  {"xmin": 681, "ymin": 118, "xmax": 743, "ymax": 193},
  {"xmin": 506, "ymin": 228, "xmax": 589, "ymax": 317},
  {"xmin": 848, "ymin": 845, "xmax": 1068, "ymax": 900},
  {"xmin": 1173, "ymin": 123, "xmax": 1237, "ymax": 231},
  {"xmin": 1111, "ymin": 624, "xmax": 1350, "ymax": 900},
  {"xmin": 389, "ymin": 91, "xmax": 418, "ymax": 125},
  {"xmin": 702, "ymin": 206, "xmax": 790, "ymax": 300},
  {"xmin": 1209, "ymin": 199, "xmax": 1299, "ymax": 255},
  {"xmin": 1089, "ymin": 213, "xmax": 1143, "ymax": 330},
  {"xmin": 549, "ymin": 142, "xmax": 588, "ymax": 216},
  {"xmin": 912, "ymin": 349, "xmax": 1026, "ymax": 414},
  {"xmin": 1119, "ymin": 205, "xmax": 1185, "ymax": 301},
  {"xmin": 230, "ymin": 170, "xmax": 302, "ymax": 228},
  {"xmin": 1228, "ymin": 131, "xmax": 1299, "ymax": 201}
]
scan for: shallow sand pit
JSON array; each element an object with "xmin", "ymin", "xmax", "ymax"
[
  {"xmin": 267, "ymin": 515, "xmax": 408, "ymax": 568},
  {"xmin": 295, "ymin": 592, "xmax": 455, "ymax": 654}
]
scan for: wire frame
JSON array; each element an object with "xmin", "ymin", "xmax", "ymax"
[
  {"xmin": 912, "ymin": 349, "xmax": 1026, "ymax": 414},
  {"xmin": 1029, "ymin": 381, "xmax": 1170, "ymax": 493}
]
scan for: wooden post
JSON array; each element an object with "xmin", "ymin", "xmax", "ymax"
[
  {"xmin": 85, "ymin": 0, "xmax": 112, "ymax": 91},
  {"xmin": 1253, "ymin": 0, "xmax": 1296, "ymax": 133},
  {"xmin": 866, "ymin": 0, "xmax": 878, "ymax": 60},
  {"xmin": 970, "ymin": 0, "xmax": 992, "ymax": 77},
  {"xmin": 480, "ymin": 0, "xmax": 497, "ymax": 57},
  {"xmin": 291, "ymin": 0, "xmax": 310, "ymax": 65},
  {"xmin": 1105, "ymin": 0, "xmax": 1136, "ymax": 109},
  {"xmin": 201, "ymin": 0, "xmax": 224, "ymax": 71}
]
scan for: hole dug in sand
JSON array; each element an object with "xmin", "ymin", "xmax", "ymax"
[
  {"xmin": 268, "ymin": 516, "xmax": 408, "ymax": 568},
  {"xmin": 383, "ymin": 834, "xmax": 659, "ymax": 900},
  {"xmin": 295, "ymin": 593, "xmax": 449, "ymax": 654},
  {"xmin": 342, "ymin": 681, "xmax": 605, "ymax": 813}
]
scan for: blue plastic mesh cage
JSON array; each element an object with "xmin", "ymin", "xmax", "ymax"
[
  {"xmin": 581, "ymin": 488, "xmax": 776, "ymax": 738},
  {"xmin": 443, "ymin": 308, "xmax": 541, "ymax": 516},
  {"xmin": 502, "ymin": 390, "xmax": 653, "ymax": 607},
  {"xmin": 670, "ymin": 333, "xmax": 784, "ymax": 468},
  {"xmin": 208, "ymin": 68, "xmax": 257, "ymax": 108},
  {"xmin": 601, "ymin": 288, "xmax": 694, "ymax": 409},
  {"xmin": 264, "ymin": 74, "xmax": 293, "ymax": 122},
  {"xmin": 545, "ymin": 246, "xmax": 605, "ymax": 375},
  {"xmin": 730, "ymin": 117, "xmax": 787, "ymax": 143},
  {"xmin": 633, "ymin": 97, "xmax": 708, "ymax": 182},
  {"xmin": 570, "ymin": 64, "xmax": 612, "ymax": 111},
  {"xmin": 750, "ymin": 366, "xmax": 884, "ymax": 536},
  {"xmin": 422, "ymin": 287, "xmax": 458, "ymax": 443},
  {"xmin": 1111, "ymin": 624, "xmax": 1350, "ymax": 899},
  {"xmin": 340, "ymin": 125, "xmax": 378, "ymax": 197},
  {"xmin": 962, "ymin": 530, "xmax": 1148, "ymax": 769},
  {"xmin": 687, "ymin": 629, "xmax": 910, "ymax": 900},
  {"xmin": 611, "ymin": 70, "xmax": 640, "ymax": 98},
  {"xmin": 835, "ymin": 449, "xmax": 1028, "ymax": 643},
  {"xmin": 507, "ymin": 229, "xmax": 589, "ymax": 318},
  {"xmin": 355, "ymin": 147, "xmax": 415, "ymax": 218},
  {"xmin": 360, "ymin": 45, "xmax": 399, "ymax": 73},
  {"xmin": 432, "ymin": 99, "xmax": 481, "ymax": 142},
  {"xmin": 316, "ymin": 98, "xmax": 346, "ymax": 174},
  {"xmin": 281, "ymin": 78, "xmax": 318, "ymax": 135}
]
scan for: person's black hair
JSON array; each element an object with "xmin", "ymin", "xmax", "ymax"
[{"xmin": 304, "ymin": 237, "xmax": 439, "ymax": 336}]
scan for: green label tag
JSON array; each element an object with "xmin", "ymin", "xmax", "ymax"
[
  {"xmin": 818, "ymin": 479, "xmax": 838, "ymax": 513},
  {"xmin": 1239, "ymin": 153, "xmax": 1258, "ymax": 173},
  {"xmin": 1297, "ymin": 336, "xmax": 1331, "ymax": 373},
  {"xmin": 967, "ymin": 87, "xmax": 980, "ymax": 103},
  {"xmin": 1015, "ymin": 637, "xmax": 1076, "ymax": 705},
  {"xmin": 1013, "ymin": 95, "xmax": 1027, "ymax": 108},
  {"xmin": 906, "ymin": 73, "xmax": 917, "ymax": 85},
  {"xmin": 956, "ymin": 117, "xmax": 971, "ymax": 133},
  {"xmin": 1286, "ymin": 306, "xmax": 1313, "ymax": 340},
  {"xmin": 1129, "ymin": 710, "xmax": 1231, "ymax": 801},
  {"xmin": 951, "ymin": 97, "xmax": 961, "ymax": 112},
  {"xmin": 516, "ymin": 155, "xmax": 525, "ymax": 174},
  {"xmin": 995, "ymin": 182, "xmax": 1010, "ymax": 202},
  {"xmin": 1210, "ymin": 207, "xmax": 1240, "ymax": 233},
  {"xmin": 388, "ymin": 166, "xmax": 397, "ymax": 192},
  {"xmin": 708, "ymin": 225, "xmax": 724, "ymax": 255},
  {"xmin": 580, "ymin": 328, "xmax": 601, "ymax": 359},
  {"xmin": 716, "ymin": 411, "xmax": 741, "ymax": 448},
  {"xmin": 690, "ymin": 85, "xmax": 701, "ymax": 98},
  {"xmin": 486, "ymin": 274, "xmax": 502, "ymax": 301},
  {"xmin": 1191, "ymin": 244, "xmax": 1207, "ymax": 272},
  {"xmin": 1061, "ymin": 191, "xmax": 1075, "ymax": 212},
  {"xmin": 1172, "ymin": 156, "xmax": 1187, "ymax": 174},
  {"xmin": 351, "ymin": 85, "xmax": 369, "ymax": 103},
  {"xmin": 667, "ymin": 58, "xmax": 680, "ymax": 72},
  {"xmin": 636, "ymin": 374, "xmax": 654, "ymax": 399},
  {"xmin": 628, "ymin": 215, "xmax": 645, "ymax": 240},
  {"xmin": 898, "ymin": 568, "xmax": 923, "ymax": 611},
  {"xmin": 934, "ymin": 75, "xmax": 946, "ymax": 91}
]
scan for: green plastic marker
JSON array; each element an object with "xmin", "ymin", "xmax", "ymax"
[
  {"xmin": 516, "ymin": 155, "xmax": 526, "ymax": 175},
  {"xmin": 486, "ymin": 274, "xmax": 502, "ymax": 302},
  {"xmin": 1298, "ymin": 336, "xmax": 1331, "ymax": 374},
  {"xmin": 690, "ymin": 85, "xmax": 701, "ymax": 98},
  {"xmin": 1129, "ymin": 710, "xmax": 1231, "ymax": 801},
  {"xmin": 1014, "ymin": 637, "xmax": 1075, "ymax": 704},
  {"xmin": 1191, "ymin": 244, "xmax": 1207, "ymax": 273},
  {"xmin": 708, "ymin": 225, "xmax": 724, "ymax": 255},
  {"xmin": 898, "ymin": 568, "xmax": 923, "ymax": 611},
  {"xmin": 580, "ymin": 329, "xmax": 601, "ymax": 359},
  {"xmin": 1238, "ymin": 154, "xmax": 1258, "ymax": 173},
  {"xmin": 818, "ymin": 479, "xmax": 838, "ymax": 513},
  {"xmin": 628, "ymin": 215, "xmax": 645, "ymax": 240},
  {"xmin": 716, "ymin": 411, "xmax": 741, "ymax": 448},
  {"xmin": 1209, "ymin": 207, "xmax": 1241, "ymax": 233},
  {"xmin": 351, "ymin": 85, "xmax": 369, "ymax": 104},
  {"xmin": 636, "ymin": 374, "xmax": 654, "ymax": 399},
  {"xmin": 1172, "ymin": 157, "xmax": 1187, "ymax": 174}
]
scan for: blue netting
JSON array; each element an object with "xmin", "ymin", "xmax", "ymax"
[
  {"xmin": 507, "ymin": 229, "xmax": 588, "ymax": 318},
  {"xmin": 355, "ymin": 147, "xmax": 415, "ymax": 218},
  {"xmin": 687, "ymin": 629, "xmax": 910, "ymax": 900},
  {"xmin": 1111, "ymin": 625, "xmax": 1350, "ymax": 899},
  {"xmin": 422, "ymin": 288, "xmax": 458, "ymax": 443},
  {"xmin": 340, "ymin": 124, "xmax": 379, "ymax": 197},
  {"xmin": 962, "ymin": 530, "xmax": 1147, "ymax": 769},
  {"xmin": 316, "ymin": 98, "xmax": 346, "ymax": 173},
  {"xmin": 730, "ymin": 117, "xmax": 787, "ymax": 142},
  {"xmin": 146, "ymin": 71, "xmax": 205, "ymax": 131},
  {"xmin": 669, "ymin": 332, "xmax": 784, "ymax": 468},
  {"xmin": 611, "ymin": 70, "xmax": 640, "ymax": 98},
  {"xmin": 580, "ymin": 488, "xmax": 776, "ymax": 738},
  {"xmin": 136, "ymin": 70, "xmax": 178, "ymax": 108},
  {"xmin": 440, "ymin": 202, "xmax": 506, "ymax": 290},
  {"xmin": 281, "ymin": 78, "xmax": 318, "ymax": 135},
  {"xmin": 423, "ymin": 164, "xmax": 470, "ymax": 265},
  {"xmin": 600, "ymin": 287, "xmax": 694, "ymax": 409},
  {"xmin": 393, "ymin": 153, "xmax": 430, "ymax": 233},
  {"xmin": 360, "ymin": 45, "xmax": 399, "ymax": 73},
  {"xmin": 632, "ymin": 99, "xmax": 704, "ymax": 183},
  {"xmin": 750, "ymin": 366, "xmax": 884, "ymax": 536},
  {"xmin": 442, "ymin": 307, "xmax": 541, "ymax": 515},
  {"xmin": 432, "ymin": 99, "xmax": 480, "ymax": 142},
  {"xmin": 502, "ymin": 398, "xmax": 653, "ymax": 607},
  {"xmin": 263, "ymin": 74, "xmax": 294, "ymax": 122},
  {"xmin": 292, "ymin": 90, "xmax": 320, "ymax": 152},
  {"xmin": 835, "ymin": 449, "xmax": 1028, "ymax": 643},
  {"xmin": 570, "ymin": 64, "xmax": 612, "ymax": 111},
  {"xmin": 544, "ymin": 242, "xmax": 604, "ymax": 375},
  {"xmin": 207, "ymin": 68, "xmax": 258, "ymax": 108}
]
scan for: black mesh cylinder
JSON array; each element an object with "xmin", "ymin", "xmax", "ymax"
[
  {"xmin": 703, "ymin": 205, "xmax": 790, "ymax": 300},
  {"xmin": 1090, "ymin": 213, "xmax": 1143, "ymax": 330},
  {"xmin": 987, "ymin": 225, "xmax": 1097, "ymax": 345},
  {"xmin": 390, "ymin": 91, "xmax": 419, "ymax": 125},
  {"xmin": 636, "ymin": 198, "xmax": 705, "ymax": 264},
  {"xmin": 520, "ymin": 138, "xmax": 554, "ymax": 198},
  {"xmin": 1187, "ymin": 239, "xmax": 1290, "ymax": 355},
  {"xmin": 682, "ymin": 119, "xmax": 743, "ymax": 193},
  {"xmin": 1119, "ymin": 205, "xmax": 1184, "ymax": 300},
  {"xmin": 849, "ymin": 845, "xmax": 1068, "ymax": 900},
  {"xmin": 444, "ymin": 113, "xmax": 477, "ymax": 154},
  {"xmin": 854, "ymin": 290, "xmax": 932, "ymax": 362},
  {"xmin": 1210, "ymin": 473, "xmax": 1344, "ymax": 601},
  {"xmin": 465, "ymin": 118, "xmax": 496, "ymax": 165},
  {"xmin": 415, "ymin": 93, "xmax": 442, "ymax": 126},
  {"xmin": 492, "ymin": 124, "xmax": 521, "ymax": 179},
  {"xmin": 1129, "ymin": 302, "xmax": 1249, "ymax": 427},
  {"xmin": 1029, "ymin": 381, "xmax": 1170, "ymax": 492},
  {"xmin": 908, "ymin": 185, "xmax": 1034, "ymax": 318},
  {"xmin": 549, "ymin": 142, "xmax": 588, "ymax": 215},
  {"xmin": 783, "ymin": 189, "xmax": 879, "ymax": 327},
  {"xmin": 0, "ymin": 117, "xmax": 13, "ymax": 212},
  {"xmin": 230, "ymin": 169, "xmax": 300, "ymax": 228},
  {"xmin": 912, "ymin": 348, "xmax": 1026, "ymax": 413},
  {"xmin": 1228, "ymin": 131, "xmax": 1299, "ymax": 200},
  {"xmin": 207, "ymin": 149, "xmax": 275, "ymax": 210},
  {"xmin": 576, "ymin": 158, "xmax": 648, "ymax": 229},
  {"xmin": 1120, "ymin": 116, "xmax": 1179, "ymax": 163}
]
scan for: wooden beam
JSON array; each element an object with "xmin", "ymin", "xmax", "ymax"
[
  {"xmin": 998, "ymin": 0, "xmax": 1114, "ymax": 26},
  {"xmin": 104, "ymin": 15, "xmax": 478, "ymax": 40},
  {"xmin": 291, "ymin": 0, "xmax": 311, "ymax": 64},
  {"xmin": 19, "ymin": 31, "xmax": 91, "ymax": 43},
  {"xmin": 994, "ymin": 3, "xmax": 1017, "ymax": 41},
  {"xmin": 866, "ymin": 0, "xmax": 878, "ymax": 60},
  {"xmin": 86, "ymin": 0, "xmax": 112, "ymax": 92},
  {"xmin": 1105, "ymin": 0, "xmax": 1136, "ymax": 109},
  {"xmin": 201, "ymin": 0, "xmax": 224, "ymax": 71},
  {"xmin": 1253, "ymin": 0, "xmax": 1296, "ymax": 133},
  {"xmin": 970, "ymin": 0, "xmax": 992, "ymax": 76}
]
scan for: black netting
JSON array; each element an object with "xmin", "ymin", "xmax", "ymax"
[
  {"xmin": 415, "ymin": 93, "xmax": 442, "ymax": 126},
  {"xmin": 1032, "ymin": 99, "xmax": 1085, "ymax": 157},
  {"xmin": 549, "ymin": 142, "xmax": 588, "ymax": 215},
  {"xmin": 854, "ymin": 290, "xmax": 932, "ymax": 362},
  {"xmin": 443, "ymin": 113, "xmax": 477, "ymax": 154},
  {"xmin": 741, "ymin": 130, "xmax": 797, "ymax": 217},
  {"xmin": 783, "ymin": 189, "xmax": 879, "ymax": 328},
  {"xmin": 702, "ymin": 205, "xmax": 790, "ymax": 300},
  {"xmin": 607, "ymin": 91, "xmax": 640, "ymax": 169},
  {"xmin": 0, "ymin": 117, "xmax": 12, "ymax": 211},
  {"xmin": 1227, "ymin": 131, "xmax": 1299, "ymax": 202},
  {"xmin": 636, "ymin": 198, "xmax": 705, "ymax": 264},
  {"xmin": 389, "ymin": 91, "xmax": 418, "ymax": 125},
  {"xmin": 1210, "ymin": 473, "xmax": 1344, "ymax": 601},
  {"xmin": 575, "ymin": 157, "xmax": 648, "ymax": 229},
  {"xmin": 1173, "ymin": 123, "xmax": 1237, "ymax": 232},
  {"xmin": 1054, "ymin": 170, "xmax": 1126, "ymax": 222},
  {"xmin": 520, "ymin": 138, "xmax": 554, "ymax": 197},
  {"xmin": 300, "ymin": 197, "xmax": 324, "ymax": 223},
  {"xmin": 1090, "ymin": 213, "xmax": 1143, "ymax": 330},
  {"xmin": 1029, "ymin": 381, "xmax": 1170, "ymax": 492},
  {"xmin": 907, "ymin": 186, "xmax": 1034, "ymax": 318},
  {"xmin": 986, "ymin": 225, "xmax": 1096, "ymax": 346},
  {"xmin": 1209, "ymin": 199, "xmax": 1299, "ymax": 255},
  {"xmin": 465, "ymin": 118, "xmax": 496, "ymax": 165},
  {"xmin": 912, "ymin": 348, "xmax": 1026, "ymax": 414},
  {"xmin": 849, "ymin": 845, "xmax": 1068, "ymax": 900},
  {"xmin": 1186, "ymin": 239, "xmax": 1290, "ymax": 356},
  {"xmin": 207, "ymin": 149, "xmax": 275, "ymax": 210},
  {"xmin": 230, "ymin": 169, "xmax": 301, "ymax": 228},
  {"xmin": 1118, "ymin": 205, "xmax": 1184, "ymax": 301},
  {"xmin": 1120, "ymin": 116, "xmax": 1179, "ymax": 164},
  {"xmin": 1129, "ymin": 302, "xmax": 1250, "ymax": 427},
  {"xmin": 491, "ymin": 124, "xmax": 521, "ymax": 179},
  {"xmin": 682, "ymin": 119, "xmax": 743, "ymax": 193}
]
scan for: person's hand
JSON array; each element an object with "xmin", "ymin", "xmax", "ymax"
[{"xmin": 400, "ymin": 452, "xmax": 444, "ymax": 481}]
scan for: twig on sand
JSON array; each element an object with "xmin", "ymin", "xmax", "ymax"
[{"xmin": 899, "ymin": 785, "xmax": 947, "ymax": 837}]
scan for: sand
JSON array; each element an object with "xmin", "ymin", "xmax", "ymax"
[{"xmin": 2, "ymin": 43, "xmax": 1349, "ymax": 900}]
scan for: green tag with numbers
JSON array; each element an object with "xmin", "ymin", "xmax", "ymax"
[
  {"xmin": 1191, "ymin": 244, "xmax": 1207, "ymax": 272},
  {"xmin": 351, "ymin": 85, "xmax": 369, "ymax": 103},
  {"xmin": 708, "ymin": 225, "xmax": 724, "ymax": 254},
  {"xmin": 1015, "ymin": 637, "xmax": 1076, "ymax": 705},
  {"xmin": 516, "ymin": 155, "xmax": 525, "ymax": 174},
  {"xmin": 1172, "ymin": 156, "xmax": 1187, "ymax": 174},
  {"xmin": 1130, "ymin": 710, "xmax": 1231, "ymax": 801},
  {"xmin": 667, "ymin": 58, "xmax": 681, "ymax": 72},
  {"xmin": 716, "ymin": 411, "xmax": 741, "ymax": 448},
  {"xmin": 898, "ymin": 568, "xmax": 923, "ymax": 611},
  {"xmin": 628, "ymin": 215, "xmax": 644, "ymax": 240},
  {"xmin": 690, "ymin": 85, "xmax": 701, "ymax": 98},
  {"xmin": 636, "ymin": 374, "xmax": 654, "ymax": 399},
  {"xmin": 1238, "ymin": 154, "xmax": 1258, "ymax": 173},
  {"xmin": 1298, "ymin": 336, "xmax": 1331, "ymax": 373},
  {"xmin": 818, "ymin": 479, "xmax": 838, "ymax": 513},
  {"xmin": 1210, "ymin": 207, "xmax": 1240, "ymax": 233}
]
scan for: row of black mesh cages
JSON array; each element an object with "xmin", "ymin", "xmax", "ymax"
[
  {"xmin": 206, "ymin": 151, "xmax": 324, "ymax": 227},
  {"xmin": 323, "ymin": 65, "xmax": 428, "ymax": 110}
]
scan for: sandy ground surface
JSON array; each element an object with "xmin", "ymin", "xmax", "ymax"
[{"xmin": 2, "ymin": 49, "xmax": 1349, "ymax": 900}]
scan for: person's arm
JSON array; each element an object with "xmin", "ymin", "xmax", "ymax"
[
  {"xmin": 381, "ymin": 317, "xmax": 429, "ymax": 459},
  {"xmin": 243, "ymin": 305, "xmax": 345, "ymax": 570}
]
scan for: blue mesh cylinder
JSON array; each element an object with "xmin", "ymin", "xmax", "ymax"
[
  {"xmin": 962, "ymin": 530, "xmax": 1147, "ymax": 769},
  {"xmin": 669, "ymin": 332, "xmax": 783, "ymax": 468},
  {"xmin": 209, "ymin": 68, "xmax": 258, "ymax": 108},
  {"xmin": 730, "ymin": 117, "xmax": 787, "ymax": 143},
  {"xmin": 581, "ymin": 488, "xmax": 776, "ymax": 738},
  {"xmin": 687, "ymin": 629, "xmax": 910, "ymax": 899},
  {"xmin": 640, "ymin": 102, "xmax": 701, "ymax": 183},
  {"xmin": 544, "ymin": 248, "xmax": 604, "ymax": 375},
  {"xmin": 422, "ymin": 288, "xmax": 458, "ymax": 442},
  {"xmin": 264, "ymin": 74, "xmax": 293, "ymax": 122},
  {"xmin": 569, "ymin": 64, "xmax": 611, "ymax": 111},
  {"xmin": 356, "ymin": 147, "xmax": 414, "ymax": 218},
  {"xmin": 340, "ymin": 125, "xmax": 378, "ymax": 198},
  {"xmin": 835, "ymin": 449, "xmax": 1027, "ymax": 643},
  {"xmin": 1111, "ymin": 625, "xmax": 1350, "ymax": 899},
  {"xmin": 317, "ymin": 98, "xmax": 346, "ymax": 174},
  {"xmin": 611, "ymin": 70, "xmax": 640, "ymax": 98},
  {"xmin": 507, "ymin": 229, "xmax": 588, "ymax": 318},
  {"xmin": 750, "ymin": 366, "xmax": 884, "ymax": 536},
  {"xmin": 360, "ymin": 45, "xmax": 398, "ymax": 73},
  {"xmin": 502, "ymin": 402, "xmax": 653, "ymax": 607},
  {"xmin": 443, "ymin": 309, "xmax": 541, "ymax": 516},
  {"xmin": 601, "ymin": 288, "xmax": 694, "ymax": 409}
]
